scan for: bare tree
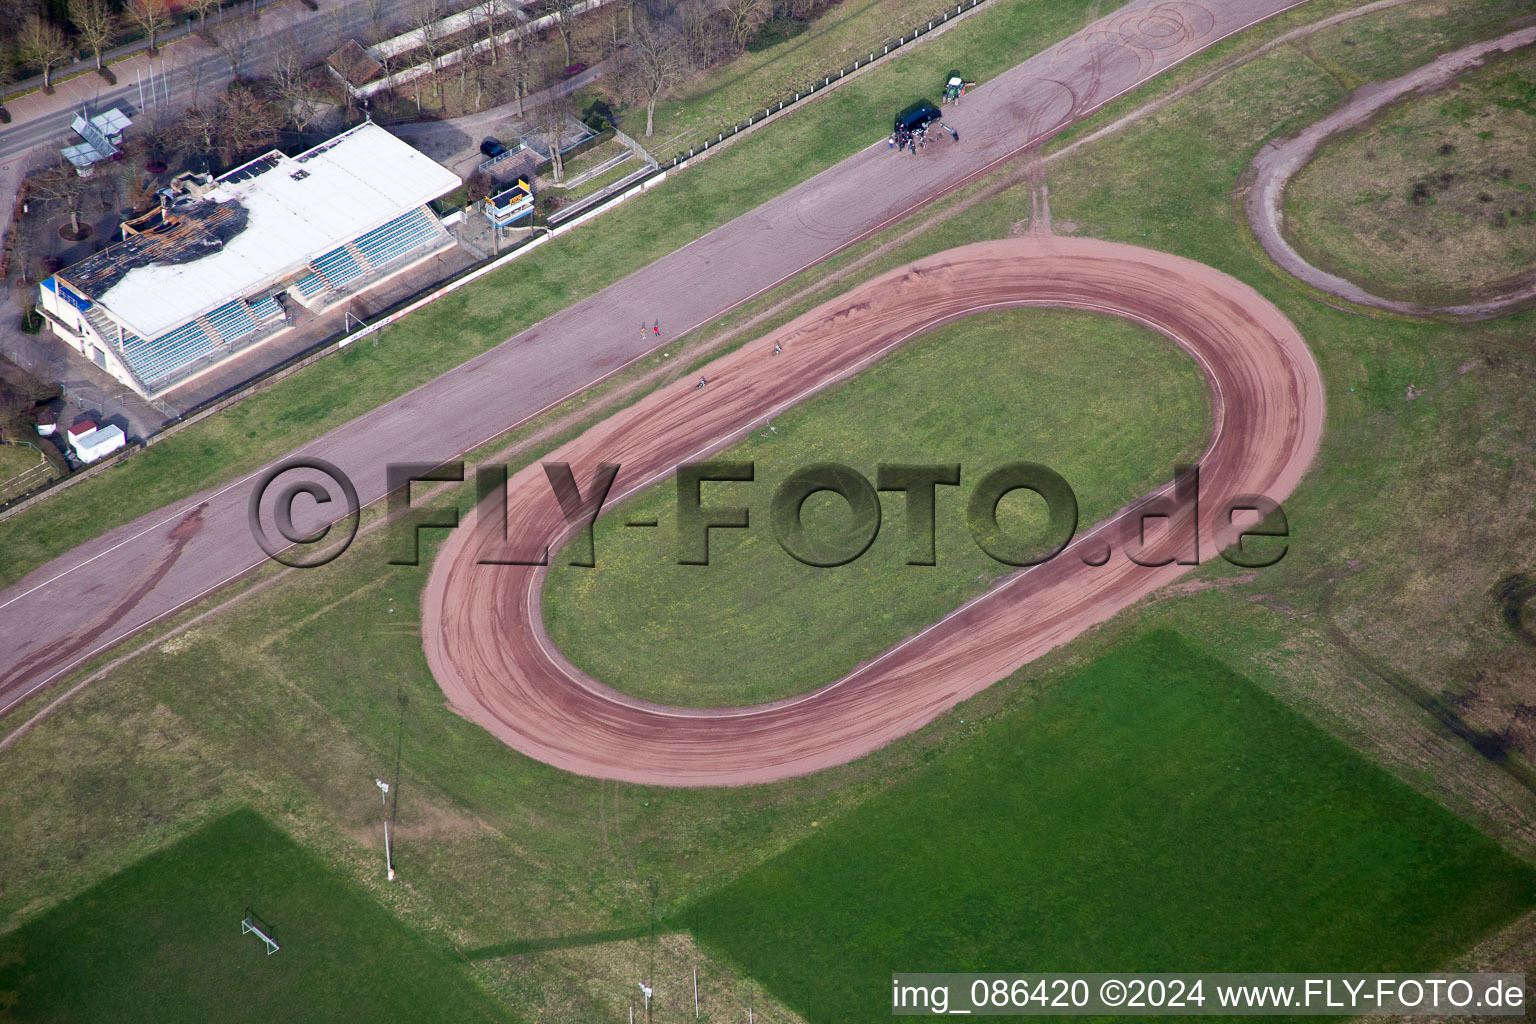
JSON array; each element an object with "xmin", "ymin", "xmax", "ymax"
[
  {"xmin": 359, "ymin": 0, "xmax": 389, "ymax": 31},
  {"xmin": 626, "ymin": 22, "xmax": 685, "ymax": 137},
  {"xmin": 602, "ymin": 8, "xmax": 627, "ymax": 94},
  {"xmin": 18, "ymin": 16, "xmax": 72, "ymax": 93},
  {"xmin": 550, "ymin": 0, "xmax": 580, "ymax": 68},
  {"xmin": 174, "ymin": 105, "xmax": 220, "ymax": 168},
  {"xmin": 320, "ymin": 2, "xmax": 352, "ymax": 51},
  {"xmin": 185, "ymin": 0, "xmax": 220, "ymax": 32},
  {"xmin": 464, "ymin": 170, "xmax": 494, "ymax": 204},
  {"xmin": 68, "ymin": 0, "xmax": 118, "ymax": 71},
  {"xmin": 533, "ymin": 74, "xmax": 572, "ymax": 182},
  {"xmin": 409, "ymin": 0, "xmax": 449, "ymax": 103},
  {"xmin": 675, "ymin": 0, "xmax": 722, "ymax": 68},
  {"xmin": 478, "ymin": 0, "xmax": 502, "ymax": 64},
  {"xmin": 504, "ymin": 34, "xmax": 539, "ymax": 116},
  {"xmin": 216, "ymin": 83, "xmax": 280, "ymax": 163},
  {"xmin": 211, "ymin": 14, "xmax": 255, "ymax": 76},
  {"xmin": 723, "ymin": 0, "xmax": 768, "ymax": 51},
  {"xmin": 31, "ymin": 162, "xmax": 96, "ymax": 239},
  {"xmin": 269, "ymin": 41, "xmax": 320, "ymax": 130},
  {"xmin": 455, "ymin": 41, "xmax": 485, "ymax": 108},
  {"xmin": 125, "ymin": 0, "xmax": 172, "ymax": 53}
]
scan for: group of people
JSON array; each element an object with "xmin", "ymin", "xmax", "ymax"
[{"xmin": 889, "ymin": 121, "xmax": 959, "ymax": 154}]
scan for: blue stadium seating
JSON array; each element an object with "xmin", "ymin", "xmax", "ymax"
[
  {"xmin": 204, "ymin": 299, "xmax": 259, "ymax": 344},
  {"xmin": 106, "ymin": 208, "xmax": 444, "ymax": 388},
  {"xmin": 352, "ymin": 208, "xmax": 440, "ymax": 269},
  {"xmin": 249, "ymin": 295, "xmax": 282, "ymax": 321},
  {"xmin": 312, "ymin": 246, "xmax": 364, "ymax": 288},
  {"xmin": 121, "ymin": 318, "xmax": 219, "ymax": 385}
]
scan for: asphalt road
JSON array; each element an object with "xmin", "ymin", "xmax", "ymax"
[
  {"xmin": 0, "ymin": 0, "xmax": 411, "ymax": 167},
  {"xmin": 0, "ymin": 0, "xmax": 1311, "ymax": 720}
]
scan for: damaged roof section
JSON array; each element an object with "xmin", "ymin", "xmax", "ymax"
[{"xmin": 59, "ymin": 199, "xmax": 250, "ymax": 300}]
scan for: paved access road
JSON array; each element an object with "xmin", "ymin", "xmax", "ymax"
[{"xmin": 0, "ymin": 0, "xmax": 1310, "ymax": 720}]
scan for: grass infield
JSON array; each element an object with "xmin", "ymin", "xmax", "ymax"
[
  {"xmin": 0, "ymin": 808, "xmax": 511, "ymax": 1024},
  {"xmin": 1283, "ymin": 44, "xmax": 1536, "ymax": 305},
  {"xmin": 688, "ymin": 630, "xmax": 1536, "ymax": 1022},
  {"xmin": 541, "ymin": 307, "xmax": 1209, "ymax": 706}
]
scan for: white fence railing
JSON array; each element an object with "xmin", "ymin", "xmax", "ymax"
[
  {"xmin": 342, "ymin": 0, "xmax": 614, "ymax": 98},
  {"xmin": 368, "ymin": 0, "xmax": 525, "ymax": 59}
]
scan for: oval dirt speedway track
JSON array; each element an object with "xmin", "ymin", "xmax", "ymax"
[{"xmin": 422, "ymin": 236, "xmax": 1325, "ymax": 786}]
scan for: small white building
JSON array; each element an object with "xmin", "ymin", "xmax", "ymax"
[{"xmin": 65, "ymin": 421, "xmax": 127, "ymax": 463}]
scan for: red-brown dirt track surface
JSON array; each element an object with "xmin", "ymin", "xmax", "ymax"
[{"xmin": 423, "ymin": 235, "xmax": 1326, "ymax": 786}]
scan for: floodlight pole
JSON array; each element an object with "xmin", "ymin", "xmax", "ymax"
[
  {"xmin": 375, "ymin": 778, "xmax": 395, "ymax": 880},
  {"xmin": 384, "ymin": 820, "xmax": 395, "ymax": 881},
  {"xmin": 693, "ymin": 966, "xmax": 699, "ymax": 1018},
  {"xmin": 638, "ymin": 982, "xmax": 652, "ymax": 1023}
]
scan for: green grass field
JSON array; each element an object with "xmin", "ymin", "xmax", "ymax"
[
  {"xmin": 0, "ymin": 807, "xmax": 510, "ymax": 1024},
  {"xmin": 3, "ymin": 1, "xmax": 1536, "ymax": 1020},
  {"xmin": 542, "ymin": 308, "xmax": 1208, "ymax": 706},
  {"xmin": 689, "ymin": 631, "xmax": 1536, "ymax": 1022},
  {"xmin": 0, "ymin": 444, "xmax": 55, "ymax": 504}
]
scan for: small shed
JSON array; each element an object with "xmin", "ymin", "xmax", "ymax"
[{"xmin": 67, "ymin": 422, "xmax": 127, "ymax": 463}]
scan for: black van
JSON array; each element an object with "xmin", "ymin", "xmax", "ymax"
[{"xmin": 894, "ymin": 103, "xmax": 942, "ymax": 133}]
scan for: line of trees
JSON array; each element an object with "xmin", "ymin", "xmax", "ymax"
[
  {"xmin": 4, "ymin": 0, "xmax": 177, "ymax": 94},
  {"xmin": 370, "ymin": 0, "xmax": 816, "ymax": 137}
]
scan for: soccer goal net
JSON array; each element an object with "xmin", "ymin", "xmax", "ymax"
[{"xmin": 241, "ymin": 914, "xmax": 281, "ymax": 955}]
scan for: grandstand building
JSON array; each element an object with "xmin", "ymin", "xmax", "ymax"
[{"xmin": 36, "ymin": 122, "xmax": 461, "ymax": 398}]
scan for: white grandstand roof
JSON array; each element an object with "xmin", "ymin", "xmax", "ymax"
[{"xmin": 94, "ymin": 122, "xmax": 458, "ymax": 338}]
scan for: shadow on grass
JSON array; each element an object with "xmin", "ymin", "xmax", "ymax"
[{"xmin": 462, "ymin": 923, "xmax": 669, "ymax": 960}]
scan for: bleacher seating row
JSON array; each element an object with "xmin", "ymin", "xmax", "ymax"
[
  {"xmin": 204, "ymin": 298, "xmax": 260, "ymax": 344},
  {"xmin": 352, "ymin": 208, "xmax": 440, "ymax": 269},
  {"xmin": 122, "ymin": 319, "xmax": 218, "ymax": 386},
  {"xmin": 122, "ymin": 292, "xmax": 291, "ymax": 385},
  {"xmin": 312, "ymin": 246, "xmax": 365, "ymax": 289},
  {"xmin": 295, "ymin": 207, "xmax": 443, "ymax": 302},
  {"xmin": 249, "ymin": 295, "xmax": 283, "ymax": 321}
]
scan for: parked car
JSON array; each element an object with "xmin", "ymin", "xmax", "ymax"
[
  {"xmin": 480, "ymin": 137, "xmax": 508, "ymax": 159},
  {"xmin": 561, "ymin": 62, "xmax": 588, "ymax": 79},
  {"xmin": 893, "ymin": 102, "xmax": 942, "ymax": 134}
]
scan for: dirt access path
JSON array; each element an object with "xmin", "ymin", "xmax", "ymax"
[
  {"xmin": 1245, "ymin": 25, "xmax": 1536, "ymax": 319},
  {"xmin": 422, "ymin": 236, "xmax": 1325, "ymax": 786}
]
